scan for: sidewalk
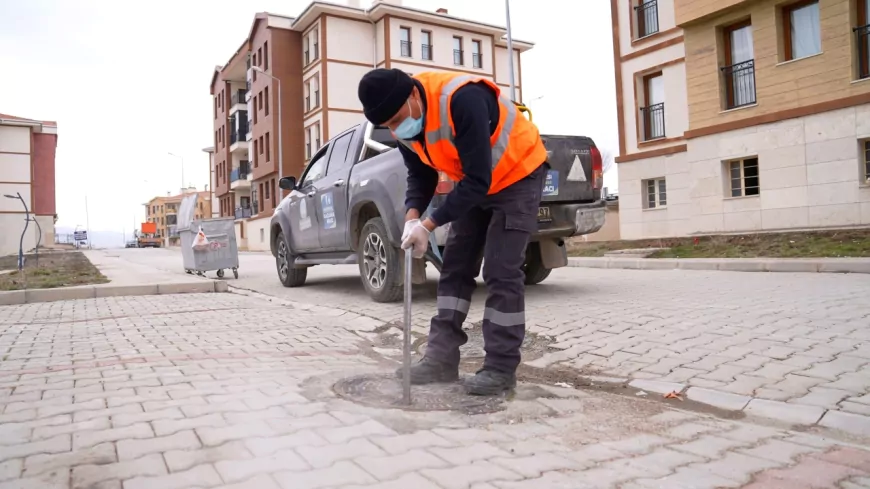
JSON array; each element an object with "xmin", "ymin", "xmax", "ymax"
[
  {"xmin": 568, "ymin": 256, "xmax": 870, "ymax": 274},
  {"xmin": 0, "ymin": 292, "xmax": 868, "ymax": 488}
]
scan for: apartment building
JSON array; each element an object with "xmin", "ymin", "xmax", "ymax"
[
  {"xmin": 202, "ymin": 146, "xmax": 220, "ymax": 218},
  {"xmin": 144, "ymin": 189, "xmax": 212, "ymax": 246},
  {"xmin": 0, "ymin": 113, "xmax": 57, "ymax": 256},
  {"xmin": 612, "ymin": 0, "xmax": 870, "ymax": 239},
  {"xmin": 210, "ymin": 0, "xmax": 531, "ymax": 251}
]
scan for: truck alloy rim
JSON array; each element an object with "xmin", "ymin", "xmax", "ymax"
[
  {"xmin": 277, "ymin": 240, "xmax": 289, "ymax": 280},
  {"xmin": 362, "ymin": 232, "xmax": 388, "ymax": 289}
]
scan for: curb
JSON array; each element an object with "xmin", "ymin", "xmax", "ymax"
[
  {"xmin": 588, "ymin": 377, "xmax": 870, "ymax": 438},
  {"xmin": 0, "ymin": 280, "xmax": 229, "ymax": 306},
  {"xmin": 567, "ymin": 256, "xmax": 870, "ymax": 274}
]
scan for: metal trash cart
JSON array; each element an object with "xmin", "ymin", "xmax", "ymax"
[{"xmin": 178, "ymin": 193, "xmax": 240, "ymax": 279}]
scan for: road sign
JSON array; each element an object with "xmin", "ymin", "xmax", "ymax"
[{"xmin": 74, "ymin": 231, "xmax": 88, "ymax": 241}]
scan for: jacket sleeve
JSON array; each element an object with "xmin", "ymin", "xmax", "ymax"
[
  {"xmin": 429, "ymin": 83, "xmax": 496, "ymax": 226},
  {"xmin": 399, "ymin": 143, "xmax": 439, "ymax": 216}
]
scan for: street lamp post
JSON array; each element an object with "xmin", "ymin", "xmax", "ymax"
[
  {"xmin": 505, "ymin": 0, "xmax": 517, "ymax": 102},
  {"xmin": 4, "ymin": 193, "xmax": 30, "ymax": 271},
  {"xmin": 168, "ymin": 152, "xmax": 184, "ymax": 192},
  {"xmin": 252, "ymin": 67, "xmax": 284, "ymax": 193}
]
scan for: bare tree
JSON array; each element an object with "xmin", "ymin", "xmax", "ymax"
[{"xmin": 599, "ymin": 148, "xmax": 616, "ymax": 174}]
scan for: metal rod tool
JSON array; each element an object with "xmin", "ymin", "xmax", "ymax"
[{"xmin": 402, "ymin": 248, "xmax": 413, "ymax": 405}]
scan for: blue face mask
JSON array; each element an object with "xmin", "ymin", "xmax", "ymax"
[{"xmin": 393, "ymin": 99, "xmax": 423, "ymax": 140}]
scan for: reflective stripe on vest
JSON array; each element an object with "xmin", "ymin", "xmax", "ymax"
[{"xmin": 416, "ymin": 75, "xmax": 518, "ymax": 170}]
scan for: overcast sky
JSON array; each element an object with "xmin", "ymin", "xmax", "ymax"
[{"xmin": 0, "ymin": 0, "xmax": 617, "ymax": 234}]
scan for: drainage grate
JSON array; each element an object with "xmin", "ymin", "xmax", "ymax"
[{"xmin": 332, "ymin": 373, "xmax": 506, "ymax": 414}]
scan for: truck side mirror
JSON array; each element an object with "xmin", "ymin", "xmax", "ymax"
[{"xmin": 279, "ymin": 176, "xmax": 297, "ymax": 190}]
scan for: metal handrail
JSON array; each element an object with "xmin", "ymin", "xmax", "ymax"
[{"xmin": 720, "ymin": 59, "xmax": 756, "ymax": 109}]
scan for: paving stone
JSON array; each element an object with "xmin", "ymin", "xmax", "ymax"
[
  {"xmin": 356, "ymin": 448, "xmax": 448, "ymax": 480},
  {"xmin": 123, "ymin": 463, "xmax": 223, "ymax": 489},
  {"xmin": 811, "ymin": 446, "xmax": 870, "ymax": 471},
  {"xmin": 117, "ymin": 429, "xmax": 200, "ymax": 460},
  {"xmin": 72, "ymin": 453, "xmax": 166, "ymax": 489},
  {"xmin": 0, "ymin": 459, "xmax": 20, "ymax": 482},
  {"xmin": 23, "ymin": 442, "xmax": 115, "ymax": 477},
  {"xmin": 665, "ymin": 422, "xmax": 721, "ymax": 440},
  {"xmin": 212, "ymin": 474, "xmax": 281, "ymax": 489},
  {"xmin": 317, "ymin": 420, "xmax": 396, "ymax": 444},
  {"xmin": 671, "ymin": 435, "xmax": 750, "ymax": 458},
  {"xmin": 0, "ymin": 468, "xmax": 69, "ymax": 489},
  {"xmin": 196, "ymin": 421, "xmax": 275, "ymax": 447},
  {"xmin": 749, "ymin": 456, "xmax": 867, "ymax": 488},
  {"xmin": 0, "ymin": 435, "xmax": 70, "ymax": 463},
  {"xmin": 632, "ymin": 466, "xmax": 743, "ymax": 489},
  {"xmin": 215, "ymin": 448, "xmax": 310, "ymax": 483},
  {"xmin": 245, "ymin": 429, "xmax": 328, "ymax": 457},
  {"xmin": 489, "ymin": 452, "xmax": 581, "ymax": 478},
  {"xmin": 153, "ymin": 413, "xmax": 226, "ymax": 436},
  {"xmin": 819, "ymin": 410, "xmax": 870, "ymax": 437},
  {"xmin": 601, "ymin": 434, "xmax": 670, "ymax": 455},
  {"xmin": 342, "ymin": 472, "xmax": 443, "ymax": 489},
  {"xmin": 791, "ymin": 386, "xmax": 853, "ymax": 409},
  {"xmin": 744, "ymin": 399, "xmax": 826, "ymax": 425},
  {"xmin": 420, "ymin": 461, "xmax": 523, "ymax": 489},
  {"xmin": 686, "ymin": 387, "xmax": 751, "ymax": 411},
  {"xmin": 628, "ymin": 379, "xmax": 685, "ymax": 395},
  {"xmin": 164, "ymin": 440, "xmax": 253, "ymax": 473},
  {"xmin": 297, "ymin": 438, "xmax": 384, "ymax": 469},
  {"xmin": 72, "ymin": 422, "xmax": 152, "ymax": 450},
  {"xmin": 432, "ymin": 428, "xmax": 511, "ymax": 444},
  {"xmin": 370, "ymin": 430, "xmax": 455, "ymax": 455},
  {"xmin": 430, "ymin": 442, "xmax": 513, "ymax": 465},
  {"xmin": 273, "ymin": 460, "xmax": 376, "ymax": 489},
  {"xmin": 738, "ymin": 439, "xmax": 821, "ymax": 464},
  {"xmin": 686, "ymin": 452, "xmax": 783, "ymax": 484}
]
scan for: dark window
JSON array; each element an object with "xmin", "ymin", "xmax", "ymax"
[
  {"xmin": 453, "ymin": 37, "xmax": 463, "ymax": 65},
  {"xmin": 265, "ymin": 132, "xmax": 271, "ymax": 162},
  {"xmin": 325, "ymin": 132, "xmax": 354, "ymax": 176},
  {"xmin": 729, "ymin": 157, "xmax": 760, "ymax": 197},
  {"xmin": 263, "ymin": 41, "xmax": 269, "ymax": 70}
]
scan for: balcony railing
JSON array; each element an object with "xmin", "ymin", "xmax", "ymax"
[
  {"xmin": 640, "ymin": 103, "xmax": 665, "ymax": 141},
  {"xmin": 234, "ymin": 206, "xmax": 253, "ymax": 219},
  {"xmin": 422, "ymin": 44, "xmax": 432, "ymax": 60},
  {"xmin": 401, "ymin": 40, "xmax": 412, "ymax": 57},
  {"xmin": 231, "ymin": 89, "xmax": 247, "ymax": 105},
  {"xmin": 721, "ymin": 59, "xmax": 756, "ymax": 110},
  {"xmin": 472, "ymin": 53, "xmax": 482, "ymax": 68},
  {"xmin": 634, "ymin": 0, "xmax": 659, "ymax": 38},
  {"xmin": 453, "ymin": 49, "xmax": 464, "ymax": 65},
  {"xmin": 230, "ymin": 161, "xmax": 250, "ymax": 182},
  {"xmin": 856, "ymin": 25, "xmax": 870, "ymax": 80}
]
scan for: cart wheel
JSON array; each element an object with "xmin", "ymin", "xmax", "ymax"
[
  {"xmin": 197, "ymin": 271, "xmax": 204, "ymax": 277},
  {"xmin": 185, "ymin": 270, "xmax": 192, "ymax": 274},
  {"xmin": 217, "ymin": 269, "xmax": 225, "ymax": 279},
  {"xmin": 233, "ymin": 268, "xmax": 239, "ymax": 279}
]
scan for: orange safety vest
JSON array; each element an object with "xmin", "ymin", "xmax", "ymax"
[{"xmin": 397, "ymin": 72, "xmax": 548, "ymax": 195}]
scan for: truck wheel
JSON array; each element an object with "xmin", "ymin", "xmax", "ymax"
[
  {"xmin": 276, "ymin": 234, "xmax": 306, "ymax": 287},
  {"xmin": 358, "ymin": 217, "xmax": 402, "ymax": 303},
  {"xmin": 523, "ymin": 242, "xmax": 552, "ymax": 285}
]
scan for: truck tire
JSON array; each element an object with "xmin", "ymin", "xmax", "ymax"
[
  {"xmin": 523, "ymin": 242, "xmax": 552, "ymax": 285},
  {"xmin": 275, "ymin": 233, "xmax": 307, "ymax": 287},
  {"xmin": 358, "ymin": 217, "xmax": 402, "ymax": 303}
]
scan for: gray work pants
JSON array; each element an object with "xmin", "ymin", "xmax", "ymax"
[{"xmin": 426, "ymin": 162, "xmax": 546, "ymax": 373}]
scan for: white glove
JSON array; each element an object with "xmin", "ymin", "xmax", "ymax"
[{"xmin": 401, "ymin": 219, "xmax": 430, "ymax": 259}]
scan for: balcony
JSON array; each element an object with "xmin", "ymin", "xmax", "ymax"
[
  {"xmin": 721, "ymin": 59, "xmax": 756, "ymax": 110},
  {"xmin": 640, "ymin": 103, "xmax": 665, "ymax": 141},
  {"xmin": 453, "ymin": 49, "xmax": 464, "ymax": 66},
  {"xmin": 635, "ymin": 0, "xmax": 659, "ymax": 38},
  {"xmin": 230, "ymin": 89, "xmax": 247, "ymax": 114},
  {"xmin": 235, "ymin": 200, "xmax": 258, "ymax": 220},
  {"xmin": 229, "ymin": 115, "xmax": 249, "ymax": 153},
  {"xmin": 400, "ymin": 40, "xmax": 412, "ymax": 57},
  {"xmin": 856, "ymin": 25, "xmax": 870, "ymax": 80},
  {"xmin": 230, "ymin": 161, "xmax": 251, "ymax": 190}
]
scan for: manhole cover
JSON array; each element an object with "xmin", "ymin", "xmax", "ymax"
[{"xmin": 332, "ymin": 373, "xmax": 506, "ymax": 414}]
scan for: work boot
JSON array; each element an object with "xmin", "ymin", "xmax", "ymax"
[
  {"xmin": 396, "ymin": 356, "xmax": 459, "ymax": 385},
  {"xmin": 464, "ymin": 368, "xmax": 517, "ymax": 396}
]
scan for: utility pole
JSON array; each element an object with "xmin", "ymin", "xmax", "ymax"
[
  {"xmin": 85, "ymin": 195, "xmax": 91, "ymax": 249},
  {"xmin": 505, "ymin": 0, "xmax": 517, "ymax": 102}
]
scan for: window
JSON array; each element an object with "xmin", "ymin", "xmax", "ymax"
[
  {"xmin": 263, "ymin": 41, "xmax": 269, "ymax": 70},
  {"xmin": 453, "ymin": 37, "xmax": 463, "ymax": 65},
  {"xmin": 858, "ymin": 0, "xmax": 870, "ymax": 79},
  {"xmin": 260, "ymin": 228, "xmax": 265, "ymax": 243},
  {"xmin": 643, "ymin": 178, "xmax": 667, "ymax": 208},
  {"xmin": 258, "ymin": 48, "xmax": 262, "ymax": 67},
  {"xmin": 640, "ymin": 72, "xmax": 665, "ymax": 141},
  {"xmin": 265, "ymin": 132, "xmax": 271, "ymax": 162},
  {"xmin": 265, "ymin": 180, "xmax": 270, "ymax": 200},
  {"xmin": 253, "ymin": 139, "xmax": 258, "ymax": 167},
  {"xmin": 863, "ymin": 140, "xmax": 870, "ymax": 181},
  {"xmin": 258, "ymin": 183, "xmax": 264, "ymax": 211},
  {"xmin": 304, "ymin": 37, "xmax": 310, "ymax": 65},
  {"xmin": 312, "ymin": 77, "xmax": 320, "ymax": 108},
  {"xmin": 301, "ymin": 146, "xmax": 329, "ymax": 188},
  {"xmin": 305, "ymin": 127, "xmax": 312, "ymax": 160},
  {"xmin": 472, "ymin": 40, "xmax": 482, "ymax": 68},
  {"xmin": 783, "ymin": 1, "xmax": 821, "ymax": 61},
  {"xmin": 421, "ymin": 31, "xmax": 432, "ymax": 60},
  {"xmin": 253, "ymin": 95, "xmax": 258, "ymax": 124},
  {"xmin": 258, "ymin": 91, "xmax": 263, "ymax": 111},
  {"xmin": 728, "ymin": 157, "xmax": 760, "ymax": 197},
  {"xmin": 259, "ymin": 136, "xmax": 264, "ymax": 155},
  {"xmin": 271, "ymin": 179, "xmax": 277, "ymax": 208},
  {"xmin": 314, "ymin": 123, "xmax": 321, "ymax": 150},
  {"xmin": 721, "ymin": 21, "xmax": 756, "ymax": 109},
  {"xmin": 313, "ymin": 28, "xmax": 320, "ymax": 60},
  {"xmin": 326, "ymin": 132, "xmax": 354, "ymax": 176},
  {"xmin": 635, "ymin": 0, "xmax": 660, "ymax": 38},
  {"xmin": 264, "ymin": 86, "xmax": 269, "ymax": 116},
  {"xmin": 400, "ymin": 27, "xmax": 412, "ymax": 57}
]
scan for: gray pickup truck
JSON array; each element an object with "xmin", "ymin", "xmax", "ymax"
[{"xmin": 271, "ymin": 121, "xmax": 605, "ymax": 303}]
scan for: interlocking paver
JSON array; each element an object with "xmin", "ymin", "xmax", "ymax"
[
  {"xmin": 273, "ymin": 460, "xmax": 375, "ymax": 489},
  {"xmin": 123, "ymin": 463, "xmax": 223, "ymax": 489},
  {"xmin": 24, "ymin": 442, "xmax": 116, "ymax": 478},
  {"xmin": 71, "ymin": 453, "xmax": 166, "ymax": 489}
]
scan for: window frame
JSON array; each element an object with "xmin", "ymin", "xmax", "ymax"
[
  {"xmin": 726, "ymin": 157, "xmax": 761, "ymax": 198},
  {"xmin": 862, "ymin": 140, "xmax": 870, "ymax": 182},
  {"xmin": 782, "ymin": 0, "xmax": 821, "ymax": 62},
  {"xmin": 722, "ymin": 19, "xmax": 756, "ymax": 110},
  {"xmin": 641, "ymin": 71, "xmax": 665, "ymax": 141},
  {"xmin": 400, "ymin": 26, "xmax": 412, "ymax": 57},
  {"xmin": 452, "ymin": 36, "xmax": 464, "ymax": 65},
  {"xmin": 643, "ymin": 177, "xmax": 667, "ymax": 209},
  {"xmin": 421, "ymin": 30, "xmax": 433, "ymax": 60},
  {"xmin": 472, "ymin": 39, "xmax": 483, "ymax": 68}
]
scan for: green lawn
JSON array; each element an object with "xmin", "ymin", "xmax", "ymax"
[
  {"xmin": 568, "ymin": 229, "xmax": 870, "ymax": 259},
  {"xmin": 0, "ymin": 251, "xmax": 108, "ymax": 291}
]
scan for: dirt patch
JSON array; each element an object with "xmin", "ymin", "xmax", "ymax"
[
  {"xmin": 0, "ymin": 252, "xmax": 108, "ymax": 291},
  {"xmin": 568, "ymin": 228, "xmax": 870, "ymax": 258}
]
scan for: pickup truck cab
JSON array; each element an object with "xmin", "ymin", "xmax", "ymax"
[{"xmin": 271, "ymin": 121, "xmax": 605, "ymax": 303}]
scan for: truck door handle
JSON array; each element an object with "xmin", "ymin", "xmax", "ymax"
[
  {"xmin": 306, "ymin": 191, "xmax": 315, "ymax": 198},
  {"xmin": 333, "ymin": 179, "xmax": 345, "ymax": 187}
]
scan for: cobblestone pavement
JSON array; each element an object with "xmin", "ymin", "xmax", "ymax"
[
  {"xmin": 101, "ymin": 249, "xmax": 870, "ymax": 421},
  {"xmin": 1, "ymin": 292, "xmax": 869, "ymax": 488}
]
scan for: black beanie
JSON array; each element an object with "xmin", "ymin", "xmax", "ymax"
[{"xmin": 358, "ymin": 68, "xmax": 414, "ymax": 125}]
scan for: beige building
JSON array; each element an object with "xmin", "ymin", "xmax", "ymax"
[
  {"xmin": 145, "ymin": 189, "xmax": 212, "ymax": 247},
  {"xmin": 210, "ymin": 0, "xmax": 531, "ymax": 251},
  {"xmin": 612, "ymin": 0, "xmax": 870, "ymax": 239},
  {"xmin": 0, "ymin": 113, "xmax": 57, "ymax": 256}
]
